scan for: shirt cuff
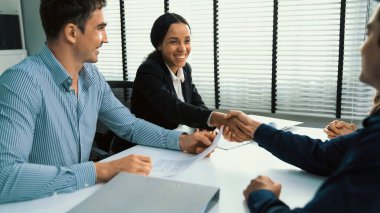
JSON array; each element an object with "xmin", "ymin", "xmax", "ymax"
[
  {"xmin": 166, "ymin": 130, "xmax": 184, "ymax": 150},
  {"xmin": 70, "ymin": 161, "xmax": 97, "ymax": 190},
  {"xmin": 206, "ymin": 112, "xmax": 213, "ymax": 127},
  {"xmin": 247, "ymin": 190, "xmax": 280, "ymax": 212}
]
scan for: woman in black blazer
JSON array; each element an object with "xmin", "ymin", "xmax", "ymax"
[{"xmin": 131, "ymin": 13, "xmax": 226, "ymax": 131}]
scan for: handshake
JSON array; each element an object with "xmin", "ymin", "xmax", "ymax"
[{"xmin": 211, "ymin": 110, "xmax": 263, "ymax": 142}]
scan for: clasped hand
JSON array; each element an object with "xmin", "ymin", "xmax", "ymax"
[
  {"xmin": 221, "ymin": 110, "xmax": 262, "ymax": 142},
  {"xmin": 323, "ymin": 120, "xmax": 356, "ymax": 139},
  {"xmin": 243, "ymin": 175, "xmax": 282, "ymax": 200}
]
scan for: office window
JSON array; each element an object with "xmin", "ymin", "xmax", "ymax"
[
  {"xmin": 276, "ymin": 0, "xmax": 341, "ymax": 118},
  {"xmin": 97, "ymin": 0, "xmax": 123, "ymax": 80},
  {"xmin": 341, "ymin": 0, "xmax": 377, "ymax": 120},
  {"xmin": 218, "ymin": 0, "xmax": 273, "ymax": 112},
  {"xmin": 168, "ymin": 0, "xmax": 216, "ymax": 108},
  {"xmin": 101, "ymin": 0, "xmax": 377, "ymax": 120},
  {"xmin": 123, "ymin": 0, "xmax": 164, "ymax": 80}
]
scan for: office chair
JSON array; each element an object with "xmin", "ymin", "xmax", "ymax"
[{"xmin": 90, "ymin": 80, "xmax": 136, "ymax": 161}]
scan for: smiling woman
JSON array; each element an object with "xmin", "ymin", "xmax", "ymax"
[{"xmin": 131, "ymin": 13, "xmax": 228, "ymax": 131}]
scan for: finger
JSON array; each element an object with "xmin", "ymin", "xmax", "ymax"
[
  {"xmin": 232, "ymin": 131, "xmax": 247, "ymax": 142},
  {"xmin": 225, "ymin": 110, "xmax": 241, "ymax": 119},
  {"xmin": 203, "ymin": 131, "xmax": 216, "ymax": 141},
  {"xmin": 136, "ymin": 155, "xmax": 152, "ymax": 163},
  {"xmin": 228, "ymin": 115, "xmax": 258, "ymax": 139},
  {"xmin": 235, "ymin": 120, "xmax": 254, "ymax": 138},
  {"xmin": 227, "ymin": 110, "xmax": 246, "ymax": 121},
  {"xmin": 323, "ymin": 128, "xmax": 335, "ymax": 136},
  {"xmin": 336, "ymin": 121, "xmax": 348, "ymax": 128},
  {"xmin": 327, "ymin": 123, "xmax": 339, "ymax": 134},
  {"xmin": 223, "ymin": 127, "xmax": 233, "ymax": 141},
  {"xmin": 224, "ymin": 126, "xmax": 230, "ymax": 133},
  {"xmin": 228, "ymin": 119, "xmax": 248, "ymax": 139},
  {"xmin": 135, "ymin": 171, "xmax": 149, "ymax": 176},
  {"xmin": 349, "ymin": 123, "xmax": 356, "ymax": 130},
  {"xmin": 205, "ymin": 150, "xmax": 214, "ymax": 157},
  {"xmin": 196, "ymin": 133, "xmax": 213, "ymax": 147},
  {"xmin": 265, "ymin": 176, "xmax": 275, "ymax": 184},
  {"xmin": 195, "ymin": 146, "xmax": 207, "ymax": 154}
]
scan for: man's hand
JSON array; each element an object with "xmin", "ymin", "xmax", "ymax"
[
  {"xmin": 224, "ymin": 110, "xmax": 262, "ymax": 142},
  {"xmin": 323, "ymin": 120, "xmax": 356, "ymax": 139},
  {"xmin": 95, "ymin": 155, "xmax": 152, "ymax": 183},
  {"xmin": 179, "ymin": 130, "xmax": 215, "ymax": 154},
  {"xmin": 243, "ymin": 175, "xmax": 282, "ymax": 200}
]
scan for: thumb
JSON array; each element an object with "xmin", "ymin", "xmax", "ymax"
[{"xmin": 226, "ymin": 110, "xmax": 241, "ymax": 119}]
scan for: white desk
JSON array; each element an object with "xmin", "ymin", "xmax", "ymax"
[{"xmin": 0, "ymin": 127, "xmax": 327, "ymax": 212}]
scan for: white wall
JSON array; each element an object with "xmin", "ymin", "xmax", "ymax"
[
  {"xmin": 21, "ymin": 0, "xmax": 44, "ymax": 56},
  {"xmin": 0, "ymin": 0, "xmax": 27, "ymax": 74}
]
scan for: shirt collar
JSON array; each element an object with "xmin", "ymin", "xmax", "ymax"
[
  {"xmin": 166, "ymin": 63, "xmax": 185, "ymax": 83},
  {"xmin": 39, "ymin": 45, "xmax": 94, "ymax": 91}
]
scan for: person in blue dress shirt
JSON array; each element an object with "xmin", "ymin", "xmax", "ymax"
[
  {"xmin": 0, "ymin": 0, "xmax": 216, "ymax": 203},
  {"xmin": 224, "ymin": 3, "xmax": 380, "ymax": 212}
]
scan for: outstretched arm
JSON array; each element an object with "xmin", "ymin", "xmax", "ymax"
[{"xmin": 224, "ymin": 111, "xmax": 354, "ymax": 176}]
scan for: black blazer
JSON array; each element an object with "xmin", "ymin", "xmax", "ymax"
[{"xmin": 131, "ymin": 54, "xmax": 213, "ymax": 130}]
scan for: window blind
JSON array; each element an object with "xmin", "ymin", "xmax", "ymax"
[
  {"xmin": 168, "ymin": 0, "xmax": 216, "ymax": 108},
  {"xmin": 218, "ymin": 0, "xmax": 274, "ymax": 112},
  {"xmin": 341, "ymin": 0, "xmax": 377, "ymax": 120},
  {"xmin": 276, "ymin": 0, "xmax": 341, "ymax": 118},
  {"xmin": 123, "ymin": 0, "xmax": 164, "ymax": 80},
  {"xmin": 101, "ymin": 0, "xmax": 377, "ymax": 121},
  {"xmin": 97, "ymin": 0, "xmax": 123, "ymax": 80}
]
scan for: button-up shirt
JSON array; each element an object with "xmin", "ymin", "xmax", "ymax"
[
  {"xmin": 0, "ymin": 45, "xmax": 182, "ymax": 203},
  {"xmin": 167, "ymin": 64, "xmax": 185, "ymax": 102}
]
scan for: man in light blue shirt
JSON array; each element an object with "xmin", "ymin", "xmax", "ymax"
[{"xmin": 0, "ymin": 0, "xmax": 217, "ymax": 203}]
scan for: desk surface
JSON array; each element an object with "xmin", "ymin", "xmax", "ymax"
[{"xmin": 0, "ymin": 126, "xmax": 327, "ymax": 212}]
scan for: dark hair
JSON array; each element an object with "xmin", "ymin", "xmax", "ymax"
[
  {"xmin": 146, "ymin": 13, "xmax": 190, "ymax": 60},
  {"xmin": 40, "ymin": 0, "xmax": 107, "ymax": 41},
  {"xmin": 370, "ymin": 92, "xmax": 380, "ymax": 115}
]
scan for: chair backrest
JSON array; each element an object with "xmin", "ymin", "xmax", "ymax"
[
  {"xmin": 91, "ymin": 80, "xmax": 135, "ymax": 161},
  {"xmin": 107, "ymin": 80, "xmax": 134, "ymax": 108}
]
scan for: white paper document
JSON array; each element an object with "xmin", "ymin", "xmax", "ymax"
[
  {"xmin": 217, "ymin": 115, "xmax": 303, "ymax": 150},
  {"xmin": 151, "ymin": 127, "xmax": 223, "ymax": 177},
  {"xmin": 105, "ymin": 128, "xmax": 223, "ymax": 177},
  {"xmin": 248, "ymin": 115, "xmax": 303, "ymax": 131}
]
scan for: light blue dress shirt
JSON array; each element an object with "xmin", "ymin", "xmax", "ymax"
[{"xmin": 0, "ymin": 45, "xmax": 182, "ymax": 203}]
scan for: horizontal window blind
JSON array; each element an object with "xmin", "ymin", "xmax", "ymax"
[
  {"xmin": 124, "ymin": 0, "xmax": 164, "ymax": 80},
  {"xmin": 169, "ymin": 0, "xmax": 216, "ymax": 108},
  {"xmin": 102, "ymin": 0, "xmax": 377, "ymax": 121},
  {"xmin": 97, "ymin": 0, "xmax": 123, "ymax": 80},
  {"xmin": 218, "ymin": 0, "xmax": 273, "ymax": 112},
  {"xmin": 276, "ymin": 0, "xmax": 341, "ymax": 118},
  {"xmin": 341, "ymin": 0, "xmax": 377, "ymax": 120}
]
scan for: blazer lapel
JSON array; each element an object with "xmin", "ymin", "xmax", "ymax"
[{"xmin": 162, "ymin": 63, "xmax": 178, "ymax": 98}]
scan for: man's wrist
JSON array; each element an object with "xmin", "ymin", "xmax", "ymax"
[
  {"xmin": 179, "ymin": 133, "xmax": 188, "ymax": 152},
  {"xmin": 94, "ymin": 162, "xmax": 108, "ymax": 183}
]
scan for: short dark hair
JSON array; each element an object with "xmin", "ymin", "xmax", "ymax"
[
  {"xmin": 40, "ymin": 0, "xmax": 107, "ymax": 41},
  {"xmin": 146, "ymin": 13, "xmax": 190, "ymax": 60}
]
